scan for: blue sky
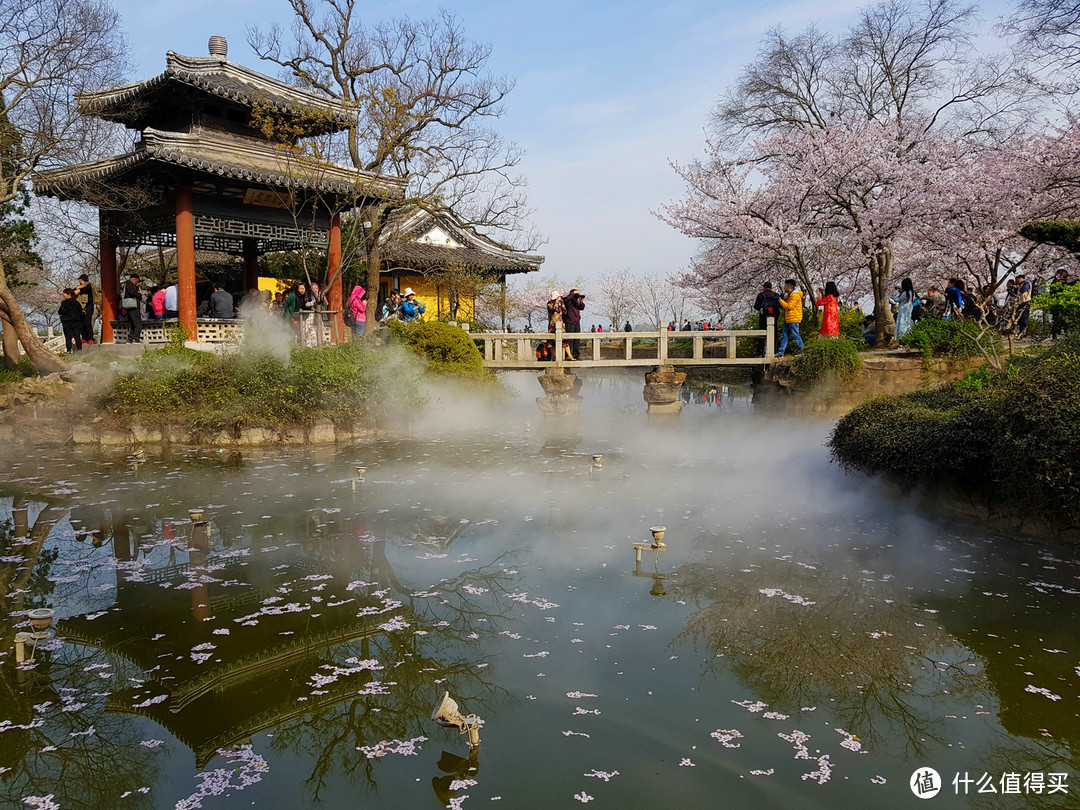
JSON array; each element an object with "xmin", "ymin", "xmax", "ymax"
[{"xmin": 111, "ymin": 0, "xmax": 1006, "ymax": 288}]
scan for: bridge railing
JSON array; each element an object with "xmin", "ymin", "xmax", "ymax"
[{"xmin": 465, "ymin": 319, "xmax": 776, "ymax": 367}]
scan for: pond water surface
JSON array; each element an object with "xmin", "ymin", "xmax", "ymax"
[{"xmin": 0, "ymin": 372, "xmax": 1077, "ymax": 809}]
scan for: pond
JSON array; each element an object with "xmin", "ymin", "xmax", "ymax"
[{"xmin": 0, "ymin": 371, "xmax": 1076, "ymax": 808}]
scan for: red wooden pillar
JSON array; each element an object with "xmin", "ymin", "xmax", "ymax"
[
  {"xmin": 99, "ymin": 211, "xmax": 119, "ymax": 343},
  {"xmin": 327, "ymin": 213, "xmax": 343, "ymax": 343},
  {"xmin": 242, "ymin": 237, "xmax": 260, "ymax": 293},
  {"xmin": 175, "ymin": 186, "xmax": 198, "ymax": 341}
]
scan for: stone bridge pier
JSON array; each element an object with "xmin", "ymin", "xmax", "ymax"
[
  {"xmin": 536, "ymin": 368, "xmax": 583, "ymax": 417},
  {"xmin": 643, "ymin": 365, "xmax": 686, "ymax": 415}
]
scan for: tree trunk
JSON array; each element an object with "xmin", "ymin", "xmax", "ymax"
[
  {"xmin": 500, "ymin": 280, "xmax": 507, "ymax": 330},
  {"xmin": 362, "ymin": 207, "xmax": 383, "ymax": 341},
  {"xmin": 0, "ymin": 257, "xmax": 66, "ymax": 374},
  {"xmin": 869, "ymin": 247, "xmax": 895, "ymax": 349},
  {"xmin": 0, "ymin": 304, "xmax": 22, "ymax": 369}
]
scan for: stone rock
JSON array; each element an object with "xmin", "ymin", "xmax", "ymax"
[
  {"xmin": 131, "ymin": 424, "xmax": 162, "ymax": 443},
  {"xmin": 308, "ymin": 419, "xmax": 336, "ymax": 444},
  {"xmin": 98, "ymin": 429, "xmax": 131, "ymax": 445},
  {"xmin": 166, "ymin": 426, "xmax": 190, "ymax": 444},
  {"xmin": 537, "ymin": 368, "xmax": 580, "ymax": 396},
  {"xmin": 647, "ymin": 401, "xmax": 683, "ymax": 415},
  {"xmin": 644, "ymin": 365, "xmax": 686, "ymax": 385},
  {"xmin": 72, "ymin": 425, "xmax": 95, "ymax": 444},
  {"xmin": 643, "ymin": 382, "xmax": 683, "ymax": 404},
  {"xmin": 237, "ymin": 427, "xmax": 272, "ymax": 446},
  {"xmin": 536, "ymin": 396, "xmax": 582, "ymax": 417},
  {"xmin": 280, "ymin": 427, "xmax": 307, "ymax": 445}
]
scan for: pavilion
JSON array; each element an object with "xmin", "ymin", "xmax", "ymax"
[
  {"xmin": 377, "ymin": 208, "xmax": 544, "ymax": 320},
  {"xmin": 35, "ymin": 35, "xmax": 403, "ymax": 342}
]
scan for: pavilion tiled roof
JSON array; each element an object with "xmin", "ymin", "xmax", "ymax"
[
  {"xmin": 379, "ymin": 208, "xmax": 544, "ymax": 274},
  {"xmin": 76, "ymin": 52, "xmax": 356, "ymax": 131},
  {"xmin": 35, "ymin": 127, "xmax": 405, "ymax": 201}
]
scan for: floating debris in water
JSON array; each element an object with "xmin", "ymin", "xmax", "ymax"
[
  {"xmin": 1025, "ymin": 685, "xmax": 1062, "ymax": 701},
  {"xmin": 357, "ymin": 736, "xmax": 426, "ymax": 759},
  {"xmin": 710, "ymin": 729, "xmax": 743, "ymax": 748},
  {"xmin": 758, "ymin": 588, "xmax": 815, "ymax": 606}
]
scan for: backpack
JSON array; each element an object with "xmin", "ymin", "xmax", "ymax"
[{"xmin": 343, "ymin": 309, "xmax": 356, "ymax": 327}]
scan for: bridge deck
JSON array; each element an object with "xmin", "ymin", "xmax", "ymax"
[{"xmin": 469, "ymin": 319, "xmax": 777, "ymax": 370}]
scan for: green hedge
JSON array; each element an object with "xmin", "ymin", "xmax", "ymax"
[
  {"xmin": 830, "ymin": 351, "xmax": 1080, "ymax": 531},
  {"xmin": 385, "ymin": 320, "xmax": 498, "ymax": 385},
  {"xmin": 99, "ymin": 341, "xmax": 422, "ymax": 432}
]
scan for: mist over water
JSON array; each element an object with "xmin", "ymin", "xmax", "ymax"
[{"xmin": 0, "ymin": 371, "xmax": 1077, "ymax": 808}]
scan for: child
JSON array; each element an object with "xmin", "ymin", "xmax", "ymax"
[
  {"xmin": 777, "ymin": 279, "xmax": 805, "ymax": 356},
  {"xmin": 58, "ymin": 288, "xmax": 84, "ymax": 353}
]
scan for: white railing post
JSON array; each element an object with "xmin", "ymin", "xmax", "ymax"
[
  {"xmin": 484, "ymin": 336, "xmax": 494, "ymax": 362},
  {"xmin": 693, "ymin": 335, "xmax": 703, "ymax": 360},
  {"xmin": 658, "ymin": 321, "xmax": 668, "ymax": 363},
  {"xmin": 555, "ymin": 320, "xmax": 564, "ymax": 367},
  {"xmin": 765, "ymin": 317, "xmax": 775, "ymax": 359},
  {"xmin": 726, "ymin": 334, "xmax": 736, "ymax": 359},
  {"xmin": 592, "ymin": 335, "xmax": 600, "ymax": 360}
]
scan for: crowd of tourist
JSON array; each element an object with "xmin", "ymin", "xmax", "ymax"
[
  {"xmin": 54, "ymin": 266, "xmax": 1076, "ymax": 353},
  {"xmin": 744, "ymin": 268, "xmax": 1078, "ymax": 354}
]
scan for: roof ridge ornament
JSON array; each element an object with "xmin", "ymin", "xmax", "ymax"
[{"xmin": 208, "ymin": 35, "xmax": 227, "ymax": 58}]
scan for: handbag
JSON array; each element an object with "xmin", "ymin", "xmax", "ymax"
[{"xmin": 121, "ymin": 297, "xmax": 138, "ymax": 309}]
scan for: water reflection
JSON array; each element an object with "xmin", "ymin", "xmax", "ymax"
[
  {"xmin": 1, "ymin": 424, "xmax": 1078, "ymax": 808},
  {"xmin": 668, "ymin": 548, "xmax": 983, "ymax": 754},
  {"xmin": 1, "ymin": 483, "xmax": 520, "ymax": 804}
]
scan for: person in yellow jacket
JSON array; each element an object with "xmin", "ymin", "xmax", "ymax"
[{"xmin": 777, "ymin": 279, "xmax": 805, "ymax": 356}]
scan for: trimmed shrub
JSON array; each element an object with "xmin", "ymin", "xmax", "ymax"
[
  {"xmin": 386, "ymin": 320, "xmax": 497, "ymax": 384},
  {"xmin": 830, "ymin": 351, "xmax": 1080, "ymax": 532},
  {"xmin": 789, "ymin": 336, "xmax": 862, "ymax": 386}
]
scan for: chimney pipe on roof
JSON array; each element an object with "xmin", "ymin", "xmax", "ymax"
[{"xmin": 208, "ymin": 35, "xmax": 228, "ymax": 58}]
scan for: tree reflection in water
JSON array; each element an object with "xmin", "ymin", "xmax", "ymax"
[
  {"xmin": 668, "ymin": 550, "xmax": 988, "ymax": 756},
  {"xmin": 0, "ymin": 505, "xmax": 160, "ymax": 809}
]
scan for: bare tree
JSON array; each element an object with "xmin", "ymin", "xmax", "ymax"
[
  {"xmin": 1004, "ymin": 0, "xmax": 1080, "ymax": 89},
  {"xmin": 0, "ymin": 0, "xmax": 128, "ymax": 372},
  {"xmin": 594, "ymin": 268, "xmax": 639, "ymax": 330},
  {"xmin": 249, "ymin": 4, "xmax": 539, "ymax": 340},
  {"xmin": 715, "ymin": 0, "xmax": 1022, "ymax": 146},
  {"xmin": 634, "ymin": 272, "xmax": 666, "ymax": 329}
]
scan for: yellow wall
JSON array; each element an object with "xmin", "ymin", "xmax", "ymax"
[
  {"xmin": 393, "ymin": 273, "xmax": 475, "ymax": 321},
  {"xmin": 258, "ymin": 277, "xmax": 294, "ymax": 295}
]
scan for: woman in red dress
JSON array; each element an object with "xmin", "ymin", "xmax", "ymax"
[{"xmin": 815, "ymin": 281, "xmax": 841, "ymax": 337}]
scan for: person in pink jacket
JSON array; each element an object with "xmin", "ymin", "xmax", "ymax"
[{"xmin": 348, "ymin": 285, "xmax": 367, "ymax": 336}]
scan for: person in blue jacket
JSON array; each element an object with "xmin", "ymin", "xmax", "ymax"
[{"xmin": 401, "ymin": 288, "xmax": 426, "ymax": 321}]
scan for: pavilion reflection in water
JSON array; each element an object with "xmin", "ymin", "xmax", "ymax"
[{"xmin": 4, "ymin": 495, "xmax": 511, "ymax": 785}]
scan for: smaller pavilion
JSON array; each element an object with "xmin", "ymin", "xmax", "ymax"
[
  {"xmin": 377, "ymin": 208, "xmax": 543, "ymax": 319},
  {"xmin": 36, "ymin": 36, "xmax": 403, "ymax": 342}
]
